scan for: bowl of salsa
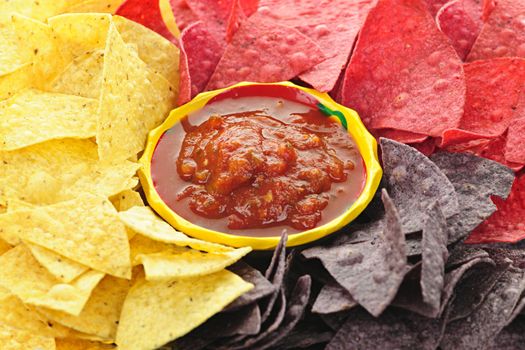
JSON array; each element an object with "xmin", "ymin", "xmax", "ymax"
[{"xmin": 139, "ymin": 81, "xmax": 382, "ymax": 249}]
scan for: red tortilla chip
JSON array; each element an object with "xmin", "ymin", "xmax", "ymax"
[
  {"xmin": 505, "ymin": 117, "xmax": 525, "ymax": 165},
  {"xmin": 465, "ymin": 174, "xmax": 524, "ymax": 244},
  {"xmin": 467, "ymin": 0, "xmax": 525, "ymax": 61},
  {"xmin": 206, "ymin": 13, "xmax": 325, "ymax": 90},
  {"xmin": 169, "ymin": 0, "xmax": 199, "ymax": 30},
  {"xmin": 341, "ymin": 0, "xmax": 465, "ymax": 137},
  {"xmin": 117, "ymin": 0, "xmax": 178, "ymax": 43},
  {"xmin": 411, "ymin": 137, "xmax": 437, "ymax": 156},
  {"xmin": 424, "ymin": 0, "xmax": 449, "ymax": 16},
  {"xmin": 259, "ymin": 0, "xmax": 376, "ymax": 92},
  {"xmin": 374, "ymin": 129, "xmax": 428, "ymax": 144},
  {"xmin": 225, "ymin": 0, "xmax": 247, "ymax": 43},
  {"xmin": 185, "ymin": 0, "xmax": 232, "ymax": 44},
  {"xmin": 178, "ymin": 21, "xmax": 222, "ymax": 103},
  {"xmin": 437, "ymin": 0, "xmax": 483, "ymax": 60},
  {"xmin": 440, "ymin": 128, "xmax": 490, "ymax": 148},
  {"xmin": 457, "ymin": 58, "xmax": 525, "ymax": 137}
]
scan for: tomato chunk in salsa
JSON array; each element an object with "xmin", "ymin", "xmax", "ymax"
[{"xmin": 151, "ymin": 94, "xmax": 366, "ymax": 237}]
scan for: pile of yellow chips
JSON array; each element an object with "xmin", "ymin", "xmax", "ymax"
[{"xmin": 0, "ymin": 3, "xmax": 253, "ymax": 350}]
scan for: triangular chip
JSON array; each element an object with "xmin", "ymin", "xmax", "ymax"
[
  {"xmin": 97, "ymin": 23, "xmax": 176, "ymax": 161},
  {"xmin": 118, "ymin": 206, "xmax": 234, "ymax": 252},
  {"xmin": 27, "ymin": 244, "xmax": 89, "ymax": 283},
  {"xmin": 206, "ymin": 13, "xmax": 325, "ymax": 90},
  {"xmin": 341, "ymin": 0, "xmax": 465, "ymax": 137},
  {"xmin": 0, "ymin": 193, "xmax": 131, "ymax": 278},
  {"xmin": 115, "ymin": 270, "xmax": 253, "ymax": 349},
  {"xmin": 0, "ymin": 245, "xmax": 104, "ymax": 315},
  {"xmin": 137, "ymin": 246, "xmax": 251, "ymax": 280},
  {"xmin": 39, "ymin": 276, "xmax": 132, "ymax": 341},
  {"xmin": 0, "ymin": 138, "xmax": 139, "ymax": 206},
  {"xmin": 0, "ymin": 89, "xmax": 98, "ymax": 150}
]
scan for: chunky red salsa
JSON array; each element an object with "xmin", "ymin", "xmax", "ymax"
[{"xmin": 151, "ymin": 87, "xmax": 366, "ymax": 237}]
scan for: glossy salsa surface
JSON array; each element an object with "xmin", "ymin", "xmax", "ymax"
[{"xmin": 151, "ymin": 86, "xmax": 366, "ymax": 237}]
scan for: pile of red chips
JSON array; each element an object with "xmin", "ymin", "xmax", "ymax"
[{"xmin": 115, "ymin": 0, "xmax": 525, "ymax": 243}]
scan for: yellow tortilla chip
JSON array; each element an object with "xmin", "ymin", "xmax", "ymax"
[
  {"xmin": 64, "ymin": 0, "xmax": 124, "ymax": 14},
  {"xmin": 119, "ymin": 206, "xmax": 234, "ymax": 253},
  {"xmin": 0, "ymin": 0, "xmax": 70, "ymax": 21},
  {"xmin": 28, "ymin": 244, "xmax": 89, "ymax": 283},
  {"xmin": 0, "ymin": 138, "xmax": 140, "ymax": 206},
  {"xmin": 48, "ymin": 50, "xmax": 104, "ymax": 99},
  {"xmin": 39, "ymin": 276, "xmax": 132, "ymax": 341},
  {"xmin": 129, "ymin": 234, "xmax": 176, "ymax": 266},
  {"xmin": 0, "ymin": 62, "xmax": 35, "ymax": 101},
  {"xmin": 116, "ymin": 270, "xmax": 253, "ymax": 350},
  {"xmin": 10, "ymin": 14, "xmax": 65, "ymax": 85},
  {"xmin": 0, "ymin": 89, "xmax": 98, "ymax": 151},
  {"xmin": 97, "ymin": 23, "xmax": 176, "ymax": 162},
  {"xmin": 138, "ymin": 246, "xmax": 251, "ymax": 280},
  {"xmin": 159, "ymin": 0, "xmax": 180, "ymax": 38},
  {"xmin": 48, "ymin": 13, "xmax": 112, "ymax": 65},
  {"xmin": 0, "ymin": 17, "xmax": 27, "ymax": 76},
  {"xmin": 110, "ymin": 189, "xmax": 144, "ymax": 212},
  {"xmin": 0, "ymin": 194, "xmax": 132, "ymax": 279},
  {"xmin": 56, "ymin": 338, "xmax": 115, "ymax": 350},
  {"xmin": 0, "ymin": 323, "xmax": 55, "ymax": 350},
  {"xmin": 0, "ymin": 245, "xmax": 104, "ymax": 315},
  {"xmin": 0, "ymin": 238, "xmax": 11, "ymax": 255},
  {"xmin": 113, "ymin": 15, "xmax": 180, "ymax": 90}
]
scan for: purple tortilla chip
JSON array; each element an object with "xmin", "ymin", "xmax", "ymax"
[
  {"xmin": 437, "ymin": 0, "xmax": 483, "ymax": 60},
  {"xmin": 180, "ymin": 21, "xmax": 223, "ymax": 99},
  {"xmin": 260, "ymin": 231, "xmax": 287, "ymax": 323},
  {"xmin": 448, "ymin": 263, "xmax": 507, "ymax": 323},
  {"xmin": 258, "ymin": 0, "xmax": 376, "ymax": 92},
  {"xmin": 273, "ymin": 316, "xmax": 334, "ymax": 350},
  {"xmin": 421, "ymin": 202, "xmax": 449, "ymax": 311},
  {"xmin": 506, "ymin": 295, "xmax": 525, "ymax": 327},
  {"xmin": 381, "ymin": 138, "xmax": 459, "ymax": 233},
  {"xmin": 311, "ymin": 283, "xmax": 357, "ymax": 315},
  {"xmin": 319, "ymin": 311, "xmax": 350, "ymax": 332},
  {"xmin": 430, "ymin": 152, "xmax": 515, "ymax": 243},
  {"xmin": 248, "ymin": 275, "xmax": 312, "ymax": 350},
  {"xmin": 226, "ymin": 262, "xmax": 276, "ymax": 310},
  {"xmin": 487, "ymin": 316, "xmax": 525, "ymax": 350},
  {"xmin": 393, "ymin": 257, "xmax": 495, "ymax": 318},
  {"xmin": 445, "ymin": 244, "xmax": 489, "ymax": 269},
  {"xmin": 200, "ymin": 303, "xmax": 262, "ymax": 338},
  {"xmin": 206, "ymin": 13, "xmax": 325, "ymax": 90},
  {"xmin": 467, "ymin": 0, "xmax": 525, "ymax": 61},
  {"xmin": 302, "ymin": 189, "xmax": 408, "ymax": 317},
  {"xmin": 326, "ymin": 308, "xmax": 446, "ymax": 350},
  {"xmin": 440, "ymin": 268, "xmax": 525, "ymax": 350}
]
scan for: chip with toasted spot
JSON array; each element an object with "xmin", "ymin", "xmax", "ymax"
[
  {"xmin": 0, "ymin": 138, "xmax": 140, "ymax": 206},
  {"xmin": 0, "ymin": 193, "xmax": 131, "ymax": 278},
  {"xmin": 0, "ymin": 245, "xmax": 104, "ymax": 315},
  {"xmin": 97, "ymin": 23, "xmax": 176, "ymax": 161},
  {"xmin": 115, "ymin": 269, "xmax": 253, "ymax": 349},
  {"xmin": 119, "ymin": 206, "xmax": 234, "ymax": 253},
  {"xmin": 110, "ymin": 189, "xmax": 144, "ymax": 212},
  {"xmin": 56, "ymin": 337, "xmax": 115, "ymax": 350},
  {"xmin": 0, "ymin": 89, "xmax": 98, "ymax": 151}
]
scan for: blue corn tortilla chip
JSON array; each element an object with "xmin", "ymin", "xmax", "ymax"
[
  {"xmin": 325, "ymin": 308, "xmax": 447, "ymax": 350},
  {"xmin": 421, "ymin": 202, "xmax": 449, "ymax": 311},
  {"xmin": 273, "ymin": 315, "xmax": 334, "ymax": 350},
  {"xmin": 302, "ymin": 189, "xmax": 408, "ymax": 317},
  {"xmin": 226, "ymin": 262, "xmax": 277, "ymax": 310},
  {"xmin": 311, "ymin": 282, "xmax": 357, "ymax": 315},
  {"xmin": 487, "ymin": 316, "xmax": 525, "ymax": 349},
  {"xmin": 320, "ymin": 311, "xmax": 351, "ymax": 332},
  {"xmin": 429, "ymin": 152, "xmax": 515, "ymax": 243},
  {"xmin": 393, "ymin": 256, "xmax": 495, "ymax": 318},
  {"xmin": 380, "ymin": 138, "xmax": 459, "ymax": 233},
  {"xmin": 445, "ymin": 245, "xmax": 490, "ymax": 269},
  {"xmin": 248, "ymin": 275, "xmax": 312, "ymax": 350},
  {"xmin": 440, "ymin": 267, "xmax": 525, "ymax": 349},
  {"xmin": 200, "ymin": 303, "xmax": 262, "ymax": 338}
]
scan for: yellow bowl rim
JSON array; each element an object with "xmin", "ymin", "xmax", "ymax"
[{"xmin": 139, "ymin": 81, "xmax": 382, "ymax": 250}]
